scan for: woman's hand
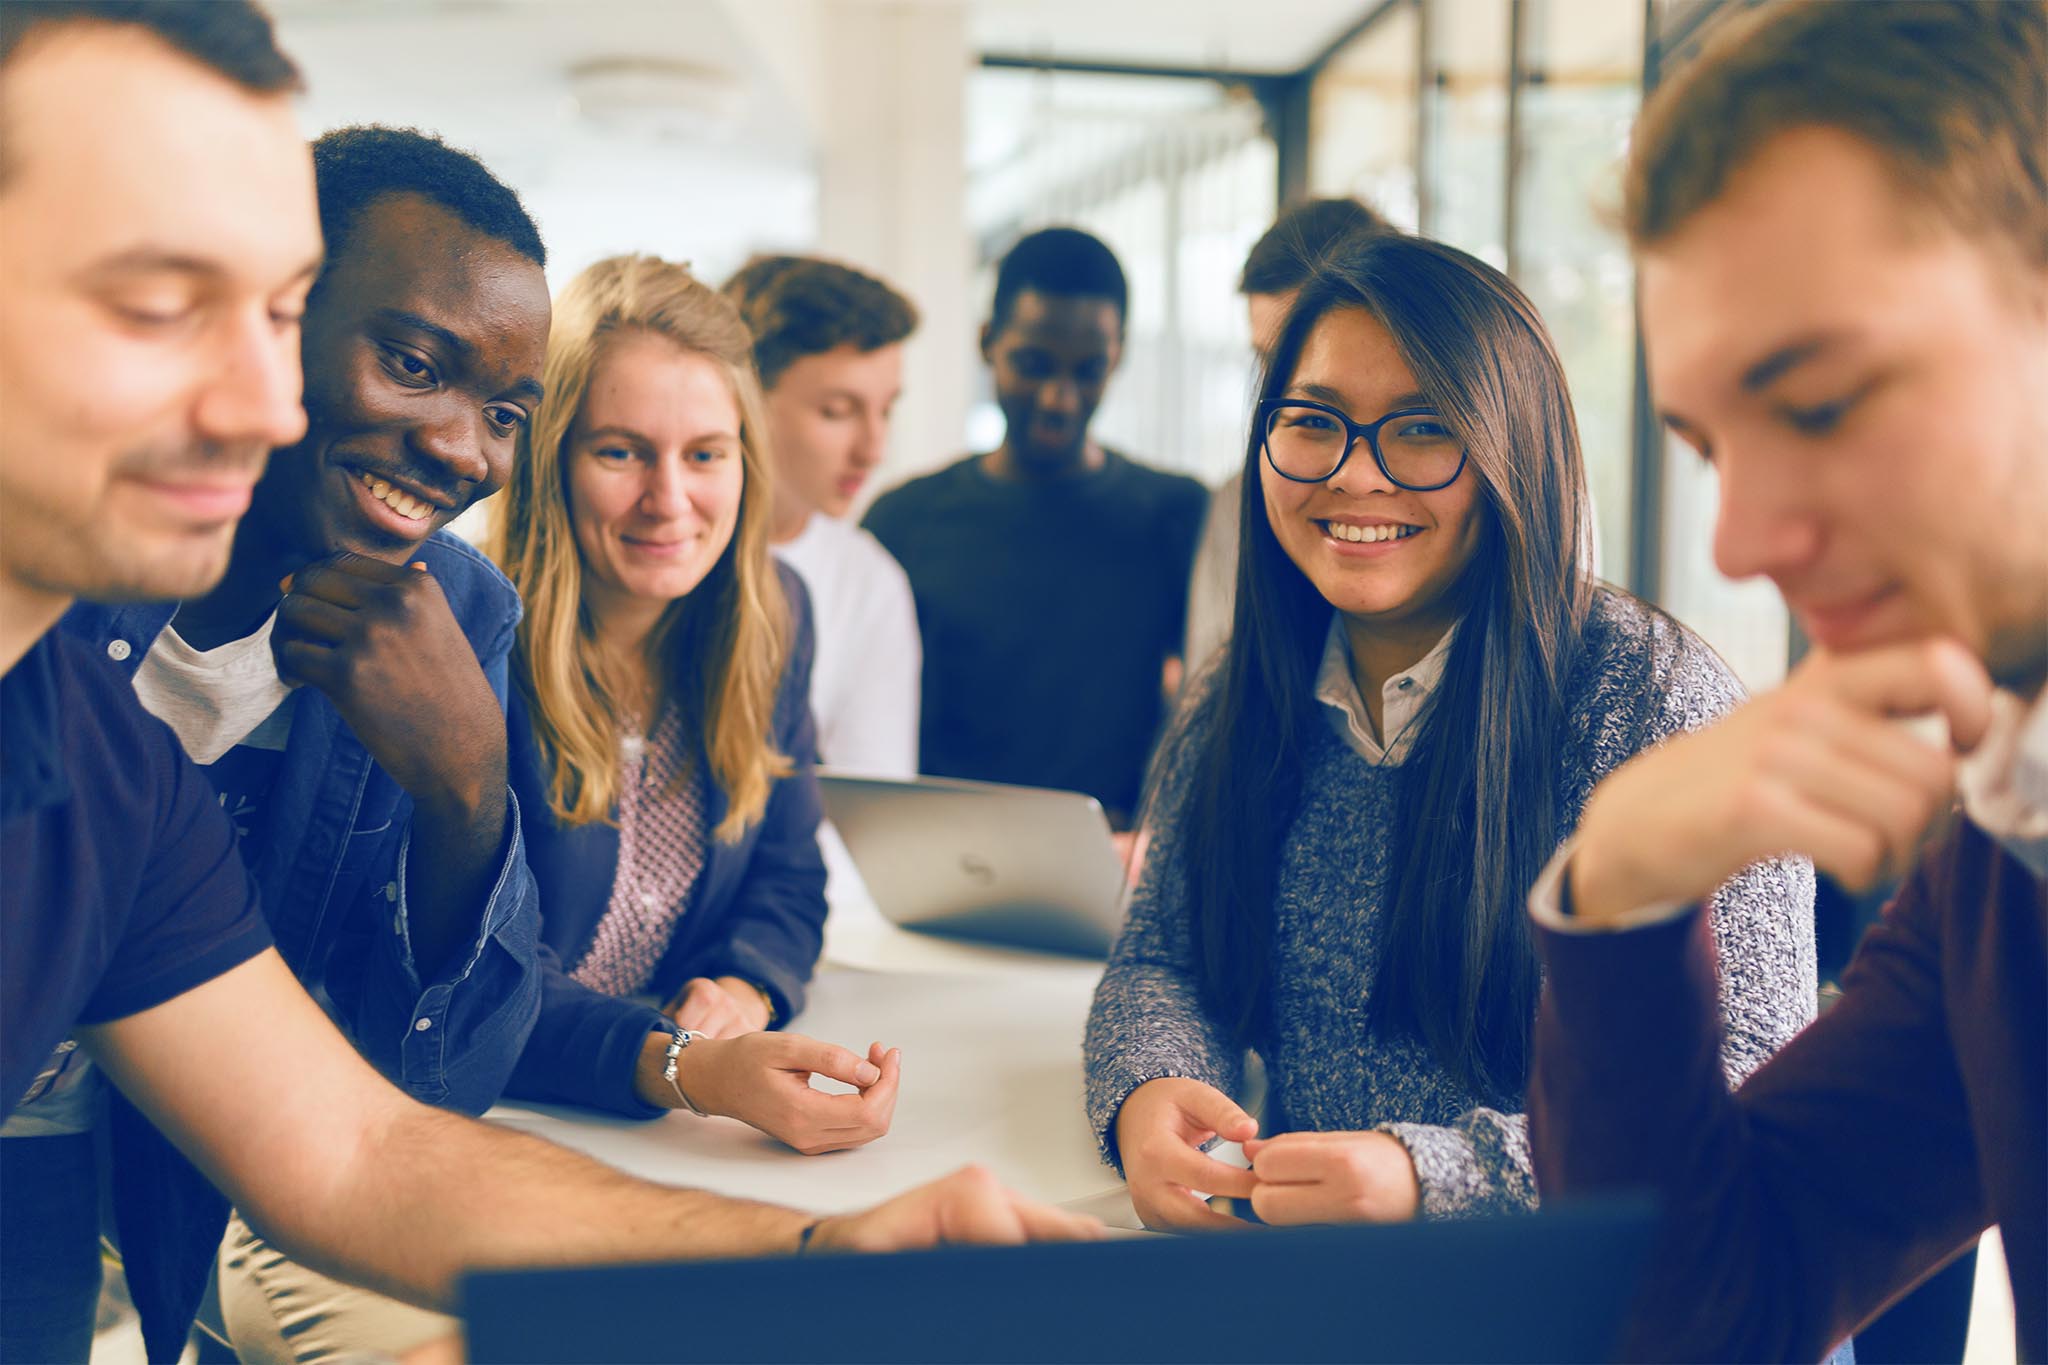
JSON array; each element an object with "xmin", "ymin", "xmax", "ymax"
[
  {"xmin": 1242, "ymin": 1130, "xmax": 1420, "ymax": 1225},
  {"xmin": 642, "ymin": 1032, "xmax": 900, "ymax": 1154},
  {"xmin": 1111, "ymin": 1077, "xmax": 1259, "ymax": 1232},
  {"xmin": 665, "ymin": 976, "xmax": 772, "ymax": 1037}
]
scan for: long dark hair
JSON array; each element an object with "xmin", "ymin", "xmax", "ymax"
[{"xmin": 1183, "ymin": 232, "xmax": 1592, "ymax": 1101}]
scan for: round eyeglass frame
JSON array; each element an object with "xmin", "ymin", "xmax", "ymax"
[{"xmin": 1257, "ymin": 397, "xmax": 1469, "ymax": 491}]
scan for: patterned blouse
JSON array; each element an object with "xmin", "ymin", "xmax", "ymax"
[{"xmin": 568, "ymin": 704, "xmax": 710, "ymax": 997}]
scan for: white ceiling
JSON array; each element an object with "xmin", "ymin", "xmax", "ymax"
[
  {"xmin": 259, "ymin": 0, "xmax": 1392, "ymax": 287},
  {"xmin": 268, "ymin": 0, "xmax": 819, "ymax": 288},
  {"xmin": 969, "ymin": 0, "xmax": 1380, "ymax": 72},
  {"xmin": 970, "ymin": 0, "xmax": 1646, "ymax": 83}
]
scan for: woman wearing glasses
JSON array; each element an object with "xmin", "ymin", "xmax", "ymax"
[{"xmin": 1085, "ymin": 232, "xmax": 1817, "ymax": 1229}]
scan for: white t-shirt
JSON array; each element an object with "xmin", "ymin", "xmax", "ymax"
[
  {"xmin": 132, "ymin": 612, "xmax": 296, "ymax": 764},
  {"xmin": 774, "ymin": 512, "xmax": 921, "ymax": 780}
]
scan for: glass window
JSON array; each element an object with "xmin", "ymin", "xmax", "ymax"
[
  {"xmin": 1424, "ymin": 0, "xmax": 1512, "ymax": 266},
  {"xmin": 965, "ymin": 68, "xmax": 1276, "ymax": 482},
  {"xmin": 1637, "ymin": 0, "xmax": 1788, "ymax": 686},
  {"xmin": 1309, "ymin": 1, "xmax": 1420, "ymax": 229},
  {"xmin": 1512, "ymin": 0, "xmax": 1643, "ymax": 582}
]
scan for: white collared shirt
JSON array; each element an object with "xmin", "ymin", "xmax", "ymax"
[
  {"xmin": 1529, "ymin": 684, "xmax": 2048, "ymax": 932},
  {"xmin": 1956, "ymin": 686, "xmax": 2048, "ymax": 879},
  {"xmin": 773, "ymin": 512, "xmax": 921, "ymax": 779},
  {"xmin": 1313, "ymin": 614, "xmax": 1455, "ymax": 766}
]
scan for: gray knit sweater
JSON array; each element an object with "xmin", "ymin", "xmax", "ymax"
[{"xmin": 1082, "ymin": 586, "xmax": 1817, "ymax": 1218}]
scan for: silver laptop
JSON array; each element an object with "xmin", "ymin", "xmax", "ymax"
[{"xmin": 817, "ymin": 773, "xmax": 1126, "ymax": 957}]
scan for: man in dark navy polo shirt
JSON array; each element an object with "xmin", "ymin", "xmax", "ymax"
[
  {"xmin": 15, "ymin": 124, "xmax": 556, "ymax": 1363},
  {"xmin": 0, "ymin": 5, "xmax": 317, "ymax": 1355},
  {"xmin": 0, "ymin": 6, "xmax": 1098, "ymax": 1359}
]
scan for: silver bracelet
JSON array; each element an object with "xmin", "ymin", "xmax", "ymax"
[{"xmin": 661, "ymin": 1027, "xmax": 708, "ymax": 1116}]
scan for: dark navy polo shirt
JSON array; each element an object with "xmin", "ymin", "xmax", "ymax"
[{"xmin": 2, "ymin": 628, "xmax": 272, "ymax": 1117}]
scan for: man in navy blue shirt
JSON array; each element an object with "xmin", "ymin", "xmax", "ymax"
[
  {"xmin": 0, "ymin": 5, "xmax": 1097, "ymax": 1361},
  {"xmin": 17, "ymin": 123, "xmax": 553, "ymax": 1359}
]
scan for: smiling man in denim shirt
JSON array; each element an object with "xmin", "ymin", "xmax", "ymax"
[{"xmin": 12, "ymin": 124, "xmax": 552, "ymax": 1359}]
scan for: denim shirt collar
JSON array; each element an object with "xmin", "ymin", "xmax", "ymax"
[{"xmin": 57, "ymin": 532, "xmax": 523, "ymax": 973}]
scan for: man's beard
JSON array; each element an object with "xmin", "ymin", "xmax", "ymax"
[{"xmin": 8, "ymin": 437, "xmax": 273, "ymax": 603}]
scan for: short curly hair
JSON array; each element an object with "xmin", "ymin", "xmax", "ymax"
[
  {"xmin": 310, "ymin": 125, "xmax": 545, "ymax": 295},
  {"xmin": 723, "ymin": 255, "xmax": 919, "ymax": 390},
  {"xmin": 989, "ymin": 226, "xmax": 1126, "ymax": 334}
]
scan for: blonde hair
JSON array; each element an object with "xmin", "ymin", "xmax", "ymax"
[{"xmin": 489, "ymin": 254, "xmax": 791, "ymax": 839}]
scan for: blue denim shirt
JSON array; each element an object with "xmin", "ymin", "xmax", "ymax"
[{"xmin": 59, "ymin": 530, "xmax": 544, "ymax": 1109}]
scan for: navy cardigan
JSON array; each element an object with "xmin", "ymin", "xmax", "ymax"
[{"xmin": 505, "ymin": 562, "xmax": 829, "ymax": 1117}]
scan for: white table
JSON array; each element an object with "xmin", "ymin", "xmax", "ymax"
[{"xmin": 487, "ymin": 890, "xmax": 1140, "ymax": 1224}]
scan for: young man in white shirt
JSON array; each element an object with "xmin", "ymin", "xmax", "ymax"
[{"xmin": 725, "ymin": 255, "xmax": 922, "ymax": 779}]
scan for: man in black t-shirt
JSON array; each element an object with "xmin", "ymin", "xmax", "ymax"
[
  {"xmin": 864, "ymin": 228, "xmax": 1206, "ymax": 826},
  {"xmin": 0, "ymin": 7, "xmax": 1097, "ymax": 1358}
]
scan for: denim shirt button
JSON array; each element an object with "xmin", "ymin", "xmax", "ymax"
[
  {"xmin": 107, "ymin": 640, "xmax": 132, "ymax": 662},
  {"xmin": 384, "ymin": 881, "xmax": 399, "ymax": 902},
  {"xmin": 413, "ymin": 1017, "xmax": 433, "ymax": 1032}
]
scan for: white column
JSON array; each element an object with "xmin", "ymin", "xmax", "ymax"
[
  {"xmin": 817, "ymin": 3, "xmax": 976, "ymax": 493},
  {"xmin": 718, "ymin": 0, "xmax": 974, "ymax": 495}
]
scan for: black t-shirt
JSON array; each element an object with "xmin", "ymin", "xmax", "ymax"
[
  {"xmin": 864, "ymin": 450, "xmax": 1208, "ymax": 825},
  {"xmin": 1, "ymin": 631, "xmax": 271, "ymax": 1118}
]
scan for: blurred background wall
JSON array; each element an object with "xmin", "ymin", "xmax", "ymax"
[{"xmin": 271, "ymin": 0, "xmax": 1791, "ymax": 689}]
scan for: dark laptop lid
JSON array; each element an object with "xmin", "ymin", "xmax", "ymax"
[{"xmin": 462, "ymin": 1197, "xmax": 1655, "ymax": 1364}]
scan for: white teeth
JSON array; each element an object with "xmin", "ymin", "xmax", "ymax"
[
  {"xmin": 1324, "ymin": 522, "xmax": 1419, "ymax": 543},
  {"xmin": 359, "ymin": 472, "xmax": 431, "ymax": 521}
]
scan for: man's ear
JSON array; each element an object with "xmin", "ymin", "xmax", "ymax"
[{"xmin": 978, "ymin": 321, "xmax": 995, "ymax": 366}]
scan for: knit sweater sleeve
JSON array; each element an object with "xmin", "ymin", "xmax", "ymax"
[
  {"xmin": 1382, "ymin": 593, "xmax": 1818, "ymax": 1218},
  {"xmin": 1082, "ymin": 675, "xmax": 1245, "ymax": 1172}
]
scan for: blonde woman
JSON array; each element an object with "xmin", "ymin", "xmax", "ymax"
[{"xmin": 492, "ymin": 254, "xmax": 900, "ymax": 1150}]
